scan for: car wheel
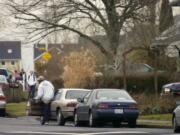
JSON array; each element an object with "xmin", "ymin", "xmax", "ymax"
[
  {"xmin": 113, "ymin": 121, "xmax": 121, "ymax": 127},
  {"xmin": 128, "ymin": 119, "xmax": 136, "ymax": 128},
  {"xmin": 57, "ymin": 109, "xmax": 65, "ymax": 126},
  {"xmin": 89, "ymin": 112, "xmax": 96, "ymax": 127},
  {"xmin": 173, "ymin": 116, "xmax": 180, "ymax": 133},
  {"xmin": 74, "ymin": 111, "xmax": 81, "ymax": 127},
  {"xmin": 0, "ymin": 109, "xmax": 6, "ymax": 117}
]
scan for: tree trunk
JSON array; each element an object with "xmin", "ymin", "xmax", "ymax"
[{"xmin": 159, "ymin": 0, "xmax": 174, "ymax": 33}]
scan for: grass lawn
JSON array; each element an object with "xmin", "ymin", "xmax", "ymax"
[
  {"xmin": 139, "ymin": 114, "xmax": 172, "ymax": 121},
  {"xmin": 6, "ymin": 102, "xmax": 27, "ymax": 117}
]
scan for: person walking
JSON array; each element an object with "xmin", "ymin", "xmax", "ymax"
[
  {"xmin": 34, "ymin": 76, "xmax": 55, "ymax": 125},
  {"xmin": 27, "ymin": 71, "xmax": 37, "ymax": 99}
]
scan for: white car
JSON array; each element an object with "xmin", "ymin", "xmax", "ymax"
[
  {"xmin": 51, "ymin": 88, "xmax": 90, "ymax": 125},
  {"xmin": 0, "ymin": 87, "xmax": 6, "ymax": 117}
]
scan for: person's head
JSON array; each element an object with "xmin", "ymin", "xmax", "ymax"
[{"xmin": 37, "ymin": 76, "xmax": 45, "ymax": 83}]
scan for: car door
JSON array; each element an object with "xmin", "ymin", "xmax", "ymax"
[
  {"xmin": 51, "ymin": 90, "xmax": 62, "ymax": 118},
  {"xmin": 77, "ymin": 92, "xmax": 92, "ymax": 121},
  {"xmin": 175, "ymin": 105, "xmax": 180, "ymax": 124}
]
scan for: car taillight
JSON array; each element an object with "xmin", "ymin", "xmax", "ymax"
[
  {"xmin": 97, "ymin": 103, "xmax": 109, "ymax": 109},
  {"xmin": 66, "ymin": 102, "xmax": 77, "ymax": 107},
  {"xmin": 0, "ymin": 95, "xmax": 5, "ymax": 101},
  {"xmin": 128, "ymin": 104, "xmax": 138, "ymax": 109}
]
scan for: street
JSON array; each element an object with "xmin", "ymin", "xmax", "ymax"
[{"xmin": 0, "ymin": 117, "xmax": 175, "ymax": 135}]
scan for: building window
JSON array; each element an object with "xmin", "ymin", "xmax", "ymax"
[
  {"xmin": 1, "ymin": 61, "xmax": 5, "ymax": 65},
  {"xmin": 11, "ymin": 61, "xmax": 15, "ymax": 65}
]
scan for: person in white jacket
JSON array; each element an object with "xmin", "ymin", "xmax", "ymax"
[
  {"xmin": 27, "ymin": 71, "xmax": 37, "ymax": 99},
  {"xmin": 34, "ymin": 76, "xmax": 55, "ymax": 125}
]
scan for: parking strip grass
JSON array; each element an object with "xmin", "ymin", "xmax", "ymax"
[
  {"xmin": 139, "ymin": 114, "xmax": 172, "ymax": 121},
  {"xmin": 6, "ymin": 102, "xmax": 27, "ymax": 117}
]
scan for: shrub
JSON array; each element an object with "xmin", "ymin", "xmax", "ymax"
[
  {"xmin": 135, "ymin": 94, "xmax": 179, "ymax": 115},
  {"xmin": 62, "ymin": 49, "xmax": 97, "ymax": 88}
]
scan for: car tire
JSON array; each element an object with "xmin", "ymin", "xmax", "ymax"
[
  {"xmin": 74, "ymin": 111, "xmax": 81, "ymax": 127},
  {"xmin": 173, "ymin": 116, "xmax": 180, "ymax": 133},
  {"xmin": 0, "ymin": 109, "xmax": 6, "ymax": 117},
  {"xmin": 113, "ymin": 121, "xmax": 121, "ymax": 127},
  {"xmin": 128, "ymin": 119, "xmax": 136, "ymax": 128},
  {"xmin": 57, "ymin": 109, "xmax": 65, "ymax": 126},
  {"xmin": 89, "ymin": 112, "xmax": 96, "ymax": 127}
]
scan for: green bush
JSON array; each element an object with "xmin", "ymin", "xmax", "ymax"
[{"xmin": 135, "ymin": 94, "xmax": 179, "ymax": 115}]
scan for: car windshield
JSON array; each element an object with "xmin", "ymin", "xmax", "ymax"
[
  {"xmin": 0, "ymin": 76, "xmax": 7, "ymax": 83},
  {"xmin": 0, "ymin": 69, "xmax": 8, "ymax": 77},
  {"xmin": 96, "ymin": 90, "xmax": 132, "ymax": 100},
  {"xmin": 65, "ymin": 90, "xmax": 90, "ymax": 99}
]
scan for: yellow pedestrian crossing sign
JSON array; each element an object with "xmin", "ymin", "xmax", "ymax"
[{"xmin": 41, "ymin": 52, "xmax": 52, "ymax": 61}]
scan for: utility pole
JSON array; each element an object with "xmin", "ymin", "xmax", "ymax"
[
  {"xmin": 174, "ymin": 45, "xmax": 180, "ymax": 72},
  {"xmin": 122, "ymin": 49, "xmax": 133, "ymax": 90},
  {"xmin": 154, "ymin": 50, "xmax": 158, "ymax": 99},
  {"xmin": 44, "ymin": 1, "xmax": 48, "ymax": 51}
]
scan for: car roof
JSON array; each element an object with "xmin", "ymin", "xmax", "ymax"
[
  {"xmin": 93, "ymin": 88, "xmax": 126, "ymax": 91},
  {"xmin": 0, "ymin": 68, "xmax": 7, "ymax": 70},
  {"xmin": 0, "ymin": 75, "xmax": 6, "ymax": 78},
  {"xmin": 58, "ymin": 88, "xmax": 91, "ymax": 91}
]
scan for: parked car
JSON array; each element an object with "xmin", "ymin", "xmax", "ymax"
[
  {"xmin": 172, "ymin": 101, "xmax": 180, "ymax": 133},
  {"xmin": 161, "ymin": 83, "xmax": 180, "ymax": 97},
  {"xmin": 51, "ymin": 88, "xmax": 90, "ymax": 125},
  {"xmin": 74, "ymin": 89, "xmax": 139, "ymax": 127},
  {"xmin": 0, "ymin": 75, "xmax": 9, "ymax": 91},
  {"xmin": 0, "ymin": 68, "xmax": 11, "ymax": 81},
  {"xmin": 0, "ymin": 87, "xmax": 6, "ymax": 117}
]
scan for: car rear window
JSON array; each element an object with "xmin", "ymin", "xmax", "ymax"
[
  {"xmin": 0, "ymin": 69, "xmax": 8, "ymax": 77},
  {"xmin": 96, "ymin": 90, "xmax": 132, "ymax": 100},
  {"xmin": 65, "ymin": 90, "xmax": 90, "ymax": 99}
]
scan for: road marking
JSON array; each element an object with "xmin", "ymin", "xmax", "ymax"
[
  {"xmin": 4, "ymin": 131, "xmax": 79, "ymax": 135},
  {"xmin": 4, "ymin": 131, "xmax": 148, "ymax": 135},
  {"xmin": 81, "ymin": 131, "xmax": 148, "ymax": 135}
]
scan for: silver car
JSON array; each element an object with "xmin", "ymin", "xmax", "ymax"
[
  {"xmin": 51, "ymin": 88, "xmax": 90, "ymax": 125},
  {"xmin": 0, "ymin": 87, "xmax": 6, "ymax": 117},
  {"xmin": 172, "ymin": 102, "xmax": 180, "ymax": 133}
]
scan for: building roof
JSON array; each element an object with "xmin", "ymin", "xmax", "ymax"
[{"xmin": 0, "ymin": 41, "xmax": 21, "ymax": 60}]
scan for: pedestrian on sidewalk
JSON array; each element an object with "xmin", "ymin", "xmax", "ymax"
[
  {"xmin": 27, "ymin": 71, "xmax": 37, "ymax": 99},
  {"xmin": 34, "ymin": 76, "xmax": 55, "ymax": 125}
]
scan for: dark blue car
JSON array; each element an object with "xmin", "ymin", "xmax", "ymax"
[{"xmin": 74, "ymin": 89, "xmax": 139, "ymax": 127}]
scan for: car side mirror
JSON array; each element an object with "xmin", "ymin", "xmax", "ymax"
[{"xmin": 77, "ymin": 98, "xmax": 84, "ymax": 103}]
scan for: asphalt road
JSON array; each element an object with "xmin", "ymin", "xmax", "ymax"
[{"xmin": 0, "ymin": 117, "xmax": 175, "ymax": 135}]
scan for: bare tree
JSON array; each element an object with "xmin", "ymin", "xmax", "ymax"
[{"xmin": 6, "ymin": 0, "xmax": 153, "ymax": 62}]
